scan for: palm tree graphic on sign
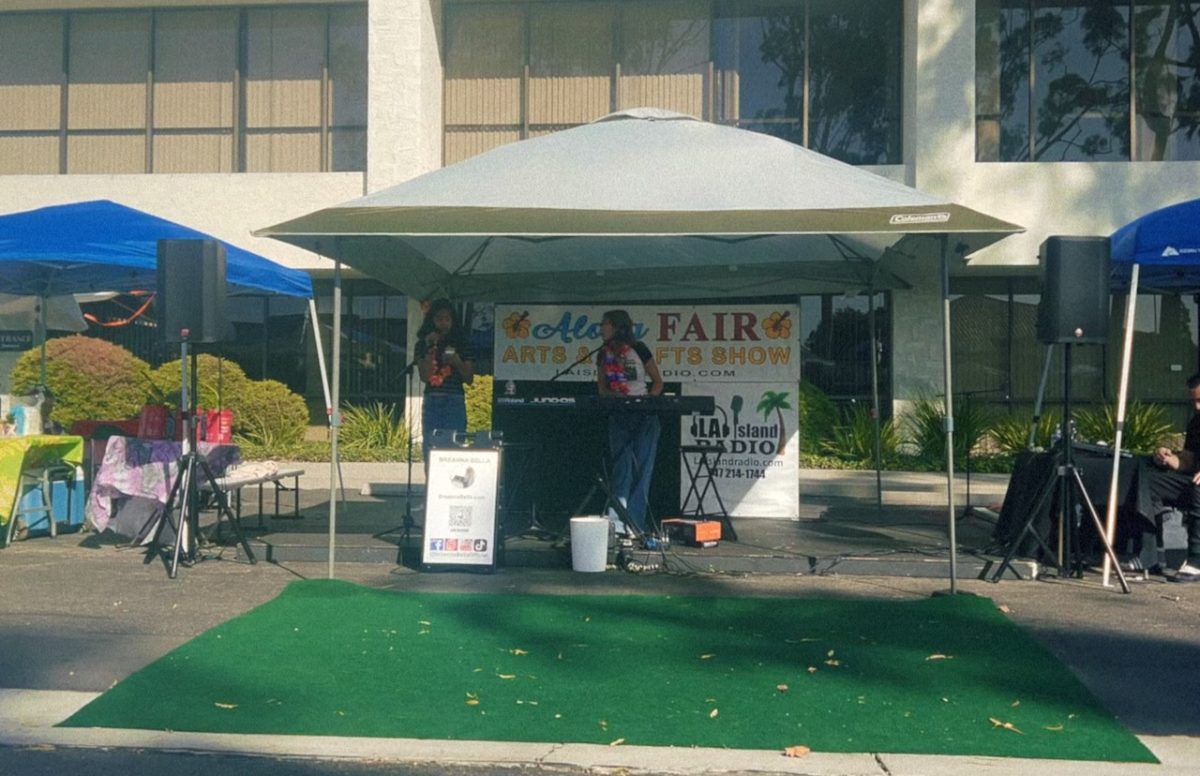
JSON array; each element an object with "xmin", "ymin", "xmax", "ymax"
[{"xmin": 756, "ymin": 390, "xmax": 793, "ymax": 455}]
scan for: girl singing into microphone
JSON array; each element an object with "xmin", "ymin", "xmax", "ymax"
[
  {"xmin": 596, "ymin": 309, "xmax": 663, "ymax": 536},
  {"xmin": 415, "ymin": 299, "xmax": 474, "ymax": 464}
]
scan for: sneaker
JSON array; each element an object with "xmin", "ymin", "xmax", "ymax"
[
  {"xmin": 608, "ymin": 518, "xmax": 634, "ymax": 538},
  {"xmin": 1117, "ymin": 556, "xmax": 1145, "ymax": 573},
  {"xmin": 1169, "ymin": 562, "xmax": 1200, "ymax": 583}
]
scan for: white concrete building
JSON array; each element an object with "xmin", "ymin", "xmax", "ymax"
[{"xmin": 1, "ymin": 0, "xmax": 1197, "ymax": 419}]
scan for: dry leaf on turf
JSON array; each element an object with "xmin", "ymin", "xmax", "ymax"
[
  {"xmin": 699, "ymin": 653, "xmax": 715, "ymax": 660},
  {"xmin": 998, "ymin": 604, "xmax": 1011, "ymax": 613},
  {"xmin": 776, "ymin": 684, "xmax": 789, "ymax": 692},
  {"xmin": 926, "ymin": 654, "xmax": 952, "ymax": 661},
  {"xmin": 988, "ymin": 717, "xmax": 1023, "ymax": 734},
  {"xmin": 783, "ymin": 745, "xmax": 811, "ymax": 758},
  {"xmin": 807, "ymin": 666, "xmax": 818, "ymax": 674},
  {"xmin": 1011, "ymin": 700, "xmax": 1020, "ymax": 707},
  {"xmin": 609, "ymin": 738, "xmax": 625, "ymax": 747},
  {"xmin": 497, "ymin": 674, "xmax": 516, "ymax": 680},
  {"xmin": 214, "ymin": 702, "xmax": 237, "ymax": 709},
  {"xmin": 1044, "ymin": 724, "xmax": 1064, "ymax": 732},
  {"xmin": 510, "ymin": 648, "xmax": 528, "ymax": 655},
  {"xmin": 709, "ymin": 708, "xmax": 719, "ymax": 719}
]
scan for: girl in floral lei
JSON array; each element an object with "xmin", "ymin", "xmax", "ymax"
[
  {"xmin": 416, "ymin": 299, "xmax": 474, "ymax": 466},
  {"xmin": 596, "ymin": 309, "xmax": 663, "ymax": 537}
]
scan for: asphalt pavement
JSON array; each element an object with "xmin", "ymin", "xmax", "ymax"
[{"xmin": 1, "ymin": 485, "xmax": 1198, "ymax": 775}]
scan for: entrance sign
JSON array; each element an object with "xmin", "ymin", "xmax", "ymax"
[
  {"xmin": 422, "ymin": 448, "xmax": 500, "ymax": 568},
  {"xmin": 0, "ymin": 331, "xmax": 33, "ymax": 352}
]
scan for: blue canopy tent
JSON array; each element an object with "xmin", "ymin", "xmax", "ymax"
[
  {"xmin": 0, "ymin": 199, "xmax": 313, "ymax": 383},
  {"xmin": 0, "ymin": 199, "xmax": 312, "ymax": 298},
  {"xmin": 1100, "ymin": 197, "xmax": 1200, "ymax": 586}
]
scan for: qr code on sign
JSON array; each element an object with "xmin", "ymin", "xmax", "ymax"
[{"xmin": 449, "ymin": 506, "xmax": 473, "ymax": 529}]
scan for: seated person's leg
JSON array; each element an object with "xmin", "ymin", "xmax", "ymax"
[
  {"xmin": 1178, "ymin": 484, "xmax": 1200, "ymax": 580},
  {"xmin": 1137, "ymin": 458, "xmax": 1195, "ymax": 522}
]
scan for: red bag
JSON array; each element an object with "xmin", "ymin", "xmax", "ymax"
[
  {"xmin": 137, "ymin": 404, "xmax": 168, "ymax": 439},
  {"xmin": 204, "ymin": 408, "xmax": 233, "ymax": 443}
]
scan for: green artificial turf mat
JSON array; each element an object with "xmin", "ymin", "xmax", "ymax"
[{"xmin": 61, "ymin": 579, "xmax": 1155, "ymax": 762}]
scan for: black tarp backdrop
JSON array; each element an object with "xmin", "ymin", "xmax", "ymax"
[{"xmin": 995, "ymin": 446, "xmax": 1136, "ymax": 559}]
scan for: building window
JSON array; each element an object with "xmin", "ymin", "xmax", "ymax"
[
  {"xmin": 444, "ymin": 0, "xmax": 903, "ymax": 165},
  {"xmin": 950, "ymin": 280, "xmax": 1200, "ymax": 427},
  {"xmin": 314, "ymin": 281, "xmax": 410, "ymax": 406},
  {"xmin": 976, "ymin": 1, "xmax": 1200, "ymax": 162},
  {"xmin": 799, "ymin": 292, "xmax": 891, "ymax": 410},
  {"xmin": 0, "ymin": 5, "xmax": 367, "ymax": 175}
]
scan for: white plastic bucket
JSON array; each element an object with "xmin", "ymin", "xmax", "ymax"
[{"xmin": 570, "ymin": 516, "xmax": 609, "ymax": 572}]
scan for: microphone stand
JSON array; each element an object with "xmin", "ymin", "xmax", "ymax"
[
  {"xmin": 376, "ymin": 349, "xmax": 424, "ymax": 547},
  {"xmin": 549, "ymin": 344, "xmax": 603, "ymax": 382},
  {"xmin": 957, "ymin": 387, "xmax": 1005, "ymax": 520}
]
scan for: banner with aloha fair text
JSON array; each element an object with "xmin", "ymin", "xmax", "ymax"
[{"xmin": 493, "ymin": 304, "xmax": 800, "ymax": 518}]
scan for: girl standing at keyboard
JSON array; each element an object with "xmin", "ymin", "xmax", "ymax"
[
  {"xmin": 597, "ymin": 309, "xmax": 664, "ymax": 537},
  {"xmin": 415, "ymin": 299, "xmax": 474, "ymax": 466}
]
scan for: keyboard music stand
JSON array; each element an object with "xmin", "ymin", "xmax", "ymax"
[{"xmin": 680, "ymin": 443, "xmax": 738, "ymax": 541}]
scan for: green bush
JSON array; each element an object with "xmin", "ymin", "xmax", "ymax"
[
  {"xmin": 150, "ymin": 354, "xmax": 250, "ymax": 410},
  {"xmin": 230, "ymin": 379, "xmax": 309, "ymax": 447},
  {"xmin": 904, "ymin": 394, "xmax": 996, "ymax": 466},
  {"xmin": 152, "ymin": 356, "xmax": 308, "ymax": 446},
  {"xmin": 820, "ymin": 403, "xmax": 899, "ymax": 464},
  {"xmin": 465, "ymin": 375, "xmax": 493, "ymax": 432},
  {"xmin": 1074, "ymin": 401, "xmax": 1173, "ymax": 454},
  {"xmin": 11, "ymin": 335, "xmax": 153, "ymax": 430},
  {"xmin": 339, "ymin": 401, "xmax": 412, "ymax": 451},
  {"xmin": 988, "ymin": 410, "xmax": 1061, "ymax": 454},
  {"xmin": 797, "ymin": 380, "xmax": 837, "ymax": 454}
]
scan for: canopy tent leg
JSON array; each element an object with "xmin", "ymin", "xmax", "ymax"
[
  {"xmin": 869, "ymin": 290, "xmax": 883, "ymax": 510},
  {"xmin": 37, "ymin": 293, "xmax": 48, "ymax": 386},
  {"xmin": 308, "ymin": 297, "xmax": 346, "ymax": 506},
  {"xmin": 1102, "ymin": 264, "xmax": 1138, "ymax": 589},
  {"xmin": 939, "ymin": 236, "xmax": 959, "ymax": 594},
  {"xmin": 327, "ymin": 256, "xmax": 343, "ymax": 579}
]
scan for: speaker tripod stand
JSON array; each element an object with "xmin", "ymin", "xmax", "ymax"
[
  {"xmin": 144, "ymin": 332, "xmax": 256, "ymax": 578},
  {"xmin": 990, "ymin": 343, "xmax": 1129, "ymax": 591}
]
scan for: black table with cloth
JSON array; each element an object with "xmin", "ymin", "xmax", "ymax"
[{"xmin": 994, "ymin": 445, "xmax": 1138, "ymax": 561}]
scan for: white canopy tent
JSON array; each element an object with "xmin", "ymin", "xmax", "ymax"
[{"xmin": 258, "ymin": 109, "xmax": 1024, "ymax": 585}]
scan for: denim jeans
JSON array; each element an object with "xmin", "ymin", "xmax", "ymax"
[
  {"xmin": 422, "ymin": 390, "xmax": 467, "ymax": 464},
  {"xmin": 607, "ymin": 413, "xmax": 660, "ymax": 533}
]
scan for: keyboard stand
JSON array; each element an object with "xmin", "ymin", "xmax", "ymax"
[{"xmin": 679, "ymin": 444, "xmax": 737, "ymax": 541}]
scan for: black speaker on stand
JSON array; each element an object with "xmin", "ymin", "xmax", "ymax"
[
  {"xmin": 157, "ymin": 239, "xmax": 230, "ymax": 344},
  {"xmin": 993, "ymin": 235, "xmax": 1127, "ymax": 590},
  {"xmin": 144, "ymin": 240, "xmax": 252, "ymax": 577},
  {"xmin": 1037, "ymin": 236, "xmax": 1111, "ymax": 345}
]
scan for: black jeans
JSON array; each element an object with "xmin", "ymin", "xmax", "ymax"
[{"xmin": 1133, "ymin": 456, "xmax": 1200, "ymax": 562}]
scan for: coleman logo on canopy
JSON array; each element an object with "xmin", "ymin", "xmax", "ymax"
[{"xmin": 889, "ymin": 212, "xmax": 951, "ymax": 225}]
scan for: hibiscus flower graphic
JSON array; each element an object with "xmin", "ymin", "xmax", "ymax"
[
  {"xmin": 763, "ymin": 311, "xmax": 792, "ymax": 339},
  {"xmin": 503, "ymin": 311, "xmax": 531, "ymax": 338}
]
